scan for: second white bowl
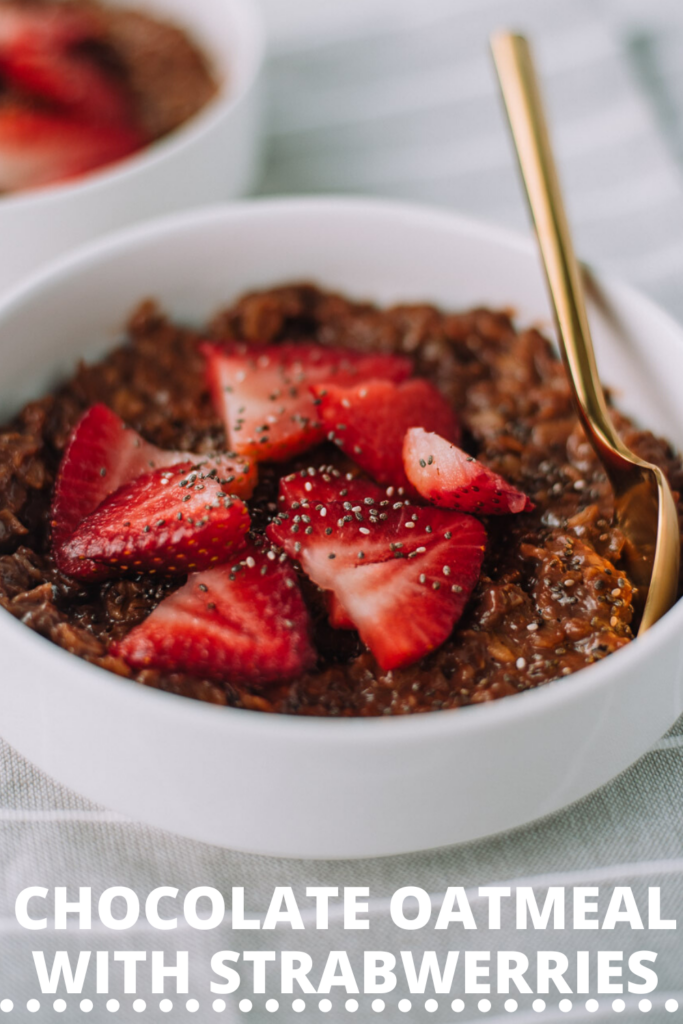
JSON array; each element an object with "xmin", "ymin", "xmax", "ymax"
[{"xmin": 0, "ymin": 0, "xmax": 264, "ymax": 295}]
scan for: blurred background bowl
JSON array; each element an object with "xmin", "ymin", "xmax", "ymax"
[{"xmin": 0, "ymin": 0, "xmax": 265, "ymax": 296}]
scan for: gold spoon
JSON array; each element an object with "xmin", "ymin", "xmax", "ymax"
[{"xmin": 491, "ymin": 31, "xmax": 679, "ymax": 634}]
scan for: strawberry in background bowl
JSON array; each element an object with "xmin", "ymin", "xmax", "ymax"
[{"xmin": 0, "ymin": 0, "xmax": 264, "ymax": 293}]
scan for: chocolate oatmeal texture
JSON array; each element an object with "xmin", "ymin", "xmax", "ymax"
[
  {"xmin": 1, "ymin": 285, "xmax": 681, "ymax": 715},
  {"xmin": 96, "ymin": 4, "xmax": 218, "ymax": 140}
]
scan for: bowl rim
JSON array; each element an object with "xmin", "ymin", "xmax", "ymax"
[
  {"xmin": 0, "ymin": 194, "xmax": 681, "ymax": 745},
  {"xmin": 0, "ymin": 0, "xmax": 265, "ymax": 212}
]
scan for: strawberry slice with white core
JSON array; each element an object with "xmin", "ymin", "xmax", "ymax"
[
  {"xmin": 0, "ymin": 106, "xmax": 144, "ymax": 193},
  {"xmin": 113, "ymin": 543, "xmax": 316, "ymax": 686},
  {"xmin": 278, "ymin": 468, "xmax": 383, "ymax": 633},
  {"xmin": 404, "ymin": 428, "xmax": 535, "ymax": 515},
  {"xmin": 59, "ymin": 463, "xmax": 250, "ymax": 580},
  {"xmin": 0, "ymin": 4, "xmax": 135, "ymax": 125},
  {"xmin": 311, "ymin": 377, "xmax": 461, "ymax": 491},
  {"xmin": 326, "ymin": 592, "xmax": 356, "ymax": 631},
  {"xmin": 267, "ymin": 469, "xmax": 487, "ymax": 670},
  {"xmin": 51, "ymin": 403, "xmax": 256, "ymax": 574},
  {"xmin": 203, "ymin": 342, "xmax": 413, "ymax": 463}
]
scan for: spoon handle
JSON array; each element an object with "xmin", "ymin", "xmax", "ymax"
[
  {"xmin": 491, "ymin": 31, "xmax": 680, "ymax": 635},
  {"xmin": 490, "ymin": 32, "xmax": 625, "ymax": 473}
]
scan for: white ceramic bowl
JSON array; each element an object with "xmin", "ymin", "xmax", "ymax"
[
  {"xmin": 1, "ymin": 197, "xmax": 682, "ymax": 859},
  {"xmin": 0, "ymin": 0, "xmax": 264, "ymax": 295}
]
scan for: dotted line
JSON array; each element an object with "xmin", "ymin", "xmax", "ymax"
[
  {"xmin": 234, "ymin": 998, "xmax": 679, "ymax": 1014},
  {"xmin": 1, "ymin": 999, "xmax": 203, "ymax": 1014},
  {"xmin": 232, "ymin": 997, "xmax": 679, "ymax": 1015},
  {"xmin": 0, "ymin": 997, "xmax": 678, "ymax": 1014}
]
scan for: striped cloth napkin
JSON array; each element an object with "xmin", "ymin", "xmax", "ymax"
[
  {"xmin": 2, "ymin": 1, "xmax": 683, "ymax": 1021},
  {"xmin": 260, "ymin": 0, "xmax": 683, "ymax": 320}
]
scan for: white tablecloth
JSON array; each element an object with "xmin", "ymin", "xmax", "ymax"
[{"xmin": 3, "ymin": 1, "xmax": 683, "ymax": 1020}]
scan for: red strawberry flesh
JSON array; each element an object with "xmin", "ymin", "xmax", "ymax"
[
  {"xmin": 0, "ymin": 106, "xmax": 144, "ymax": 193},
  {"xmin": 0, "ymin": 4, "xmax": 135, "ymax": 126},
  {"xmin": 311, "ymin": 377, "xmax": 461, "ymax": 492},
  {"xmin": 278, "ymin": 466, "xmax": 386, "ymax": 634},
  {"xmin": 268, "ymin": 469, "xmax": 487, "ymax": 670},
  {"xmin": 203, "ymin": 342, "xmax": 413, "ymax": 463},
  {"xmin": 113, "ymin": 543, "xmax": 316, "ymax": 686},
  {"xmin": 404, "ymin": 428, "xmax": 535, "ymax": 514},
  {"xmin": 326, "ymin": 592, "xmax": 356, "ymax": 631},
  {"xmin": 278, "ymin": 466, "xmax": 385, "ymax": 510},
  {"xmin": 60, "ymin": 463, "xmax": 250, "ymax": 580},
  {"xmin": 51, "ymin": 403, "xmax": 256, "ymax": 575}
]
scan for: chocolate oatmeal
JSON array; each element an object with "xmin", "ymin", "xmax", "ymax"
[
  {"xmin": 1, "ymin": 285, "xmax": 681, "ymax": 715},
  {"xmin": 94, "ymin": 4, "xmax": 218, "ymax": 142}
]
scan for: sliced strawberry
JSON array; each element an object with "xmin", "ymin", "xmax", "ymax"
[
  {"xmin": 311, "ymin": 378, "xmax": 460, "ymax": 492},
  {"xmin": 326, "ymin": 592, "xmax": 356, "ymax": 631},
  {"xmin": 59, "ymin": 463, "xmax": 250, "ymax": 580},
  {"xmin": 203, "ymin": 342, "xmax": 413, "ymax": 463},
  {"xmin": 51, "ymin": 404, "xmax": 256, "ymax": 573},
  {"xmin": 0, "ymin": 105, "xmax": 144, "ymax": 192},
  {"xmin": 278, "ymin": 466, "xmax": 385, "ymax": 511},
  {"xmin": 404, "ymin": 428, "xmax": 535, "ymax": 515},
  {"xmin": 267, "ymin": 470, "xmax": 487, "ymax": 670},
  {"xmin": 112, "ymin": 543, "xmax": 316, "ymax": 686},
  {"xmin": 278, "ymin": 467, "xmax": 391, "ymax": 638},
  {"xmin": 0, "ymin": 4, "xmax": 94, "ymax": 50},
  {"xmin": 0, "ymin": 4, "xmax": 134, "ymax": 125}
]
